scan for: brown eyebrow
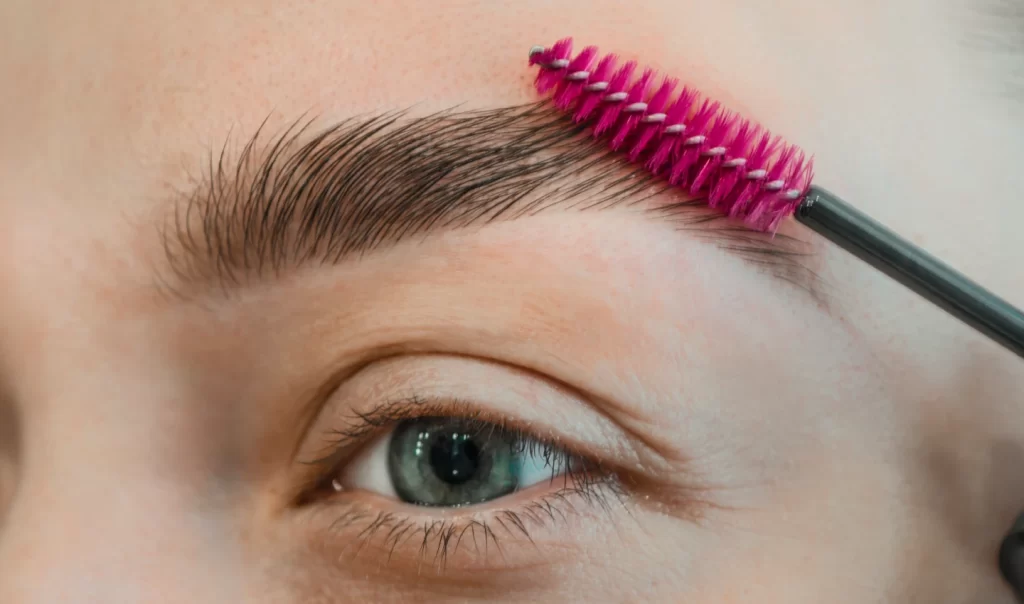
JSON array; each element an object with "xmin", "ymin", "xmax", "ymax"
[{"xmin": 157, "ymin": 103, "xmax": 824, "ymax": 301}]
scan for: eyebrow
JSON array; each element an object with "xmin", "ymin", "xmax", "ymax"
[{"xmin": 159, "ymin": 103, "xmax": 822, "ymax": 300}]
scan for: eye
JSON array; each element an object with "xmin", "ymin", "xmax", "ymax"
[
  {"xmin": 338, "ymin": 416, "xmax": 576, "ymax": 507},
  {"xmin": 295, "ymin": 393, "xmax": 633, "ymax": 573}
]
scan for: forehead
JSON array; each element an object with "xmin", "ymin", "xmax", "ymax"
[
  {"xmin": 1, "ymin": 1, "xmax": 790, "ymax": 203},
  {"xmin": 1, "ymin": 3, "xmax": 586, "ymax": 150},
  {"xmin": 0, "ymin": 4, "xmax": 599, "ymax": 220}
]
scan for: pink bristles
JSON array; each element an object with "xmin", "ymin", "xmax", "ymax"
[{"xmin": 528, "ymin": 38, "xmax": 814, "ymax": 232}]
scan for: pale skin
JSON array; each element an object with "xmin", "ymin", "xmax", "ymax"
[{"xmin": 0, "ymin": 1, "xmax": 1022, "ymax": 602}]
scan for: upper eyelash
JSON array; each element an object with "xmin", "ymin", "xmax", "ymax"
[{"xmin": 298, "ymin": 394, "xmax": 610, "ymax": 494}]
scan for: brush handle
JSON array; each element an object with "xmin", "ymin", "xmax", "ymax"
[
  {"xmin": 1001, "ymin": 513, "xmax": 1024, "ymax": 599},
  {"xmin": 795, "ymin": 186, "xmax": 1024, "ymax": 359}
]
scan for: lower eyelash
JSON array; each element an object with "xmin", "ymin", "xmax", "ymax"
[{"xmin": 320, "ymin": 470, "xmax": 627, "ymax": 573}]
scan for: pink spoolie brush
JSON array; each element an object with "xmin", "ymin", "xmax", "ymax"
[{"xmin": 527, "ymin": 37, "xmax": 1024, "ymax": 358}]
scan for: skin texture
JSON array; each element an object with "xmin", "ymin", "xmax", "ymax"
[{"xmin": 0, "ymin": 0, "xmax": 1022, "ymax": 602}]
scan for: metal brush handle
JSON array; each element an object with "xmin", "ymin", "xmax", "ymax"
[{"xmin": 795, "ymin": 186, "xmax": 1024, "ymax": 359}]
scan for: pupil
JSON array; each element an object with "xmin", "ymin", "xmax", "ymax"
[{"xmin": 428, "ymin": 432, "xmax": 480, "ymax": 486}]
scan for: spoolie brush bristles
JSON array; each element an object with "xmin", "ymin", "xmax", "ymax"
[{"xmin": 528, "ymin": 38, "xmax": 814, "ymax": 233}]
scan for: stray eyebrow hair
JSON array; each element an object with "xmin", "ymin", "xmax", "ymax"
[{"xmin": 159, "ymin": 103, "xmax": 823, "ymax": 299}]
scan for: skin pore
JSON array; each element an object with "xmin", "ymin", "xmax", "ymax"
[{"xmin": 0, "ymin": 1, "xmax": 1022, "ymax": 602}]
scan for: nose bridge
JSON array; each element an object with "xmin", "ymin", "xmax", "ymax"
[
  {"xmin": 1, "ymin": 478, "xmax": 174, "ymax": 602},
  {"xmin": 0, "ymin": 376, "xmax": 241, "ymax": 603},
  {"xmin": 0, "ymin": 209, "xmax": 244, "ymax": 601},
  {"xmin": 0, "ymin": 436, "xmax": 238, "ymax": 604}
]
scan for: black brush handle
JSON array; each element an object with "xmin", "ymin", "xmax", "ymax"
[
  {"xmin": 1001, "ymin": 513, "xmax": 1024, "ymax": 601},
  {"xmin": 795, "ymin": 186, "xmax": 1024, "ymax": 359}
]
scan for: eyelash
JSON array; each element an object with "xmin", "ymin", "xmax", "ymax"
[{"xmin": 297, "ymin": 396, "xmax": 629, "ymax": 571}]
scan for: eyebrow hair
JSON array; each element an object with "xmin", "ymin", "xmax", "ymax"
[{"xmin": 159, "ymin": 103, "xmax": 822, "ymax": 300}]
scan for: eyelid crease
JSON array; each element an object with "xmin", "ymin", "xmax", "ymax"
[{"xmin": 294, "ymin": 349, "xmax": 691, "ymax": 477}]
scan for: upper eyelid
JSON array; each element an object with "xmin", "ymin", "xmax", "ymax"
[{"xmin": 290, "ymin": 354, "xmax": 662, "ymax": 497}]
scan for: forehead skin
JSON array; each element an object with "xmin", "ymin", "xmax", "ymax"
[{"xmin": 0, "ymin": 0, "xmax": 1023, "ymax": 602}]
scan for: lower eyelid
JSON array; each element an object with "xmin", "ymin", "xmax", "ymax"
[{"xmin": 302, "ymin": 476, "xmax": 629, "ymax": 575}]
